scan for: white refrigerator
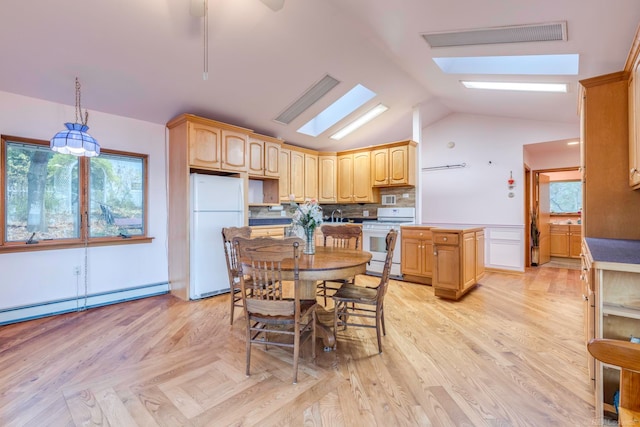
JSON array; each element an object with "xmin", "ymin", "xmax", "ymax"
[{"xmin": 190, "ymin": 173, "xmax": 245, "ymax": 300}]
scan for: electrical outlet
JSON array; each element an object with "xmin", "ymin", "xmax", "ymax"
[
  {"xmin": 280, "ymin": 210, "xmax": 287, "ymax": 217},
  {"xmin": 363, "ymin": 210, "xmax": 369, "ymax": 217},
  {"xmin": 402, "ymin": 193, "xmax": 409, "ymax": 198},
  {"xmin": 73, "ymin": 266, "xmax": 81, "ymax": 276}
]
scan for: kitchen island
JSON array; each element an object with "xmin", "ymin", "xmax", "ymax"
[{"xmin": 401, "ymin": 225, "xmax": 485, "ymax": 300}]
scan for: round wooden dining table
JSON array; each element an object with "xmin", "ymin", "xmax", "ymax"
[{"xmin": 279, "ymin": 246, "xmax": 372, "ymax": 350}]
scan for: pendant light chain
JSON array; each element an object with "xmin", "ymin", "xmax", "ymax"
[
  {"xmin": 75, "ymin": 77, "xmax": 89, "ymax": 126},
  {"xmin": 203, "ymin": 0, "xmax": 209, "ymax": 81}
]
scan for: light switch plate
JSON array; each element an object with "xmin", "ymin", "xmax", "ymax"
[
  {"xmin": 280, "ymin": 210, "xmax": 286, "ymax": 217},
  {"xmin": 363, "ymin": 210, "xmax": 369, "ymax": 217}
]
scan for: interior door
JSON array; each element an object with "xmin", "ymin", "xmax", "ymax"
[{"xmin": 538, "ymin": 173, "xmax": 551, "ymax": 265}]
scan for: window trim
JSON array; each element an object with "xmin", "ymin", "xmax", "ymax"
[
  {"xmin": 1, "ymin": 135, "xmax": 153, "ymax": 253},
  {"xmin": 549, "ymin": 178, "xmax": 582, "ymax": 214}
]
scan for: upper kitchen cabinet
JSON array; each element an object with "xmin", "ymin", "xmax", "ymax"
[
  {"xmin": 167, "ymin": 114, "xmax": 252, "ymax": 174},
  {"xmin": 371, "ymin": 141, "xmax": 417, "ymax": 187},
  {"xmin": 248, "ymin": 133, "xmax": 281, "ymax": 178},
  {"xmin": 279, "ymin": 144, "xmax": 317, "ymax": 203},
  {"xmin": 337, "ymin": 150, "xmax": 379, "ymax": 203},
  {"xmin": 187, "ymin": 121, "xmax": 221, "ymax": 169},
  {"xmin": 304, "ymin": 152, "xmax": 318, "ymax": 201},
  {"xmin": 279, "ymin": 147, "xmax": 291, "ymax": 202},
  {"xmin": 221, "ymin": 129, "xmax": 249, "ymax": 173},
  {"xmin": 290, "ymin": 148, "xmax": 305, "ymax": 202},
  {"xmin": 318, "ymin": 153, "xmax": 337, "ymax": 203}
]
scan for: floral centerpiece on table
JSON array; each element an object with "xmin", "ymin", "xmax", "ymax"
[{"xmin": 289, "ymin": 195, "xmax": 323, "ymax": 254}]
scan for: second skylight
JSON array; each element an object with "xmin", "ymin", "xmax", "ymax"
[
  {"xmin": 297, "ymin": 84, "xmax": 376, "ymax": 137},
  {"xmin": 433, "ymin": 54, "xmax": 579, "ymax": 75}
]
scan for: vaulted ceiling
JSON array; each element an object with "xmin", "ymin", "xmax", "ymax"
[{"xmin": 1, "ymin": 0, "xmax": 639, "ymax": 151}]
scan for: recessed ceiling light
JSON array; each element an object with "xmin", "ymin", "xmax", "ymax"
[
  {"xmin": 330, "ymin": 104, "xmax": 389, "ymax": 140},
  {"xmin": 461, "ymin": 81, "xmax": 568, "ymax": 93}
]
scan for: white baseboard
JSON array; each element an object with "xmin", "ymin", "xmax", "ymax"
[{"xmin": 0, "ymin": 282, "xmax": 169, "ymax": 326}]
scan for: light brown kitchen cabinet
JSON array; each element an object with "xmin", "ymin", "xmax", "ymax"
[
  {"xmin": 580, "ymin": 71, "xmax": 640, "ymax": 240},
  {"xmin": 337, "ymin": 150, "xmax": 379, "ymax": 203},
  {"xmin": 318, "ymin": 154, "xmax": 337, "ymax": 203},
  {"xmin": 221, "ymin": 129, "xmax": 248, "ymax": 172},
  {"xmin": 250, "ymin": 226, "xmax": 285, "ymax": 238},
  {"xmin": 279, "ymin": 148, "xmax": 291, "ymax": 202},
  {"xmin": 551, "ymin": 224, "xmax": 582, "ymax": 258},
  {"xmin": 583, "ymin": 238, "xmax": 640, "ymax": 421},
  {"xmin": 371, "ymin": 141, "xmax": 416, "ymax": 187},
  {"xmin": 400, "ymin": 227, "xmax": 433, "ymax": 285},
  {"xmin": 188, "ymin": 121, "xmax": 222, "ymax": 169},
  {"xmin": 247, "ymin": 134, "xmax": 281, "ymax": 178},
  {"xmin": 304, "ymin": 153, "xmax": 318, "ymax": 201},
  {"xmin": 290, "ymin": 148, "xmax": 305, "ymax": 202},
  {"xmin": 629, "ymin": 49, "xmax": 640, "ymax": 188},
  {"xmin": 432, "ymin": 228, "xmax": 484, "ymax": 300}
]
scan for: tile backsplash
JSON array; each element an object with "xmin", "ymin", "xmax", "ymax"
[{"xmin": 249, "ymin": 186, "xmax": 415, "ymax": 220}]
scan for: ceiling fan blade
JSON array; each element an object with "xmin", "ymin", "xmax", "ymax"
[{"xmin": 260, "ymin": 0, "xmax": 285, "ymax": 12}]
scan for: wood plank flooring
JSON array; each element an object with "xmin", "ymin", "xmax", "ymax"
[{"xmin": 0, "ymin": 267, "xmax": 596, "ymax": 426}]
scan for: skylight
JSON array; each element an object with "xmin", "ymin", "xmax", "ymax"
[
  {"xmin": 297, "ymin": 84, "xmax": 376, "ymax": 137},
  {"xmin": 433, "ymin": 54, "xmax": 579, "ymax": 75}
]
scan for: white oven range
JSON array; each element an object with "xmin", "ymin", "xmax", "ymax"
[{"xmin": 362, "ymin": 207, "xmax": 415, "ymax": 279}]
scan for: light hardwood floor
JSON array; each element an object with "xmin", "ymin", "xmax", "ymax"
[{"xmin": 0, "ymin": 267, "xmax": 595, "ymax": 426}]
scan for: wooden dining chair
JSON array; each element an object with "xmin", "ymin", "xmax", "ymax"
[
  {"xmin": 317, "ymin": 224, "xmax": 362, "ymax": 305},
  {"xmin": 221, "ymin": 226, "xmax": 252, "ymax": 325},
  {"xmin": 332, "ymin": 229, "xmax": 397, "ymax": 354},
  {"xmin": 588, "ymin": 338, "xmax": 640, "ymax": 425},
  {"xmin": 234, "ymin": 236, "xmax": 317, "ymax": 384}
]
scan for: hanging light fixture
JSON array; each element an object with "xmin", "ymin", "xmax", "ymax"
[{"xmin": 50, "ymin": 77, "xmax": 100, "ymax": 157}]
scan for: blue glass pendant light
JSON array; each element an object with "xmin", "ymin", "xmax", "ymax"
[{"xmin": 50, "ymin": 78, "xmax": 100, "ymax": 157}]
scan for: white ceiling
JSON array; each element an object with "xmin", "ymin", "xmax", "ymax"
[{"xmin": 1, "ymin": 0, "xmax": 639, "ymax": 152}]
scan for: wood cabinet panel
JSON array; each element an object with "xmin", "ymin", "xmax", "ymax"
[
  {"xmin": 434, "ymin": 245, "xmax": 459, "ymax": 290},
  {"xmin": 580, "ymin": 72, "xmax": 640, "ymax": 239},
  {"xmin": 318, "ymin": 155, "xmax": 337, "ymax": 203},
  {"xmin": 401, "ymin": 227, "xmax": 433, "ymax": 284},
  {"xmin": 336, "ymin": 151, "xmax": 378, "ymax": 203},
  {"xmin": 371, "ymin": 142, "xmax": 416, "ymax": 187},
  {"xmin": 290, "ymin": 149, "xmax": 305, "ymax": 202},
  {"xmin": 264, "ymin": 141, "xmax": 280, "ymax": 177},
  {"xmin": 188, "ymin": 122, "xmax": 221, "ymax": 169},
  {"xmin": 352, "ymin": 151, "xmax": 376, "ymax": 202},
  {"xmin": 279, "ymin": 148, "xmax": 291, "ymax": 202},
  {"xmin": 432, "ymin": 228, "xmax": 484, "ymax": 300},
  {"xmin": 248, "ymin": 138, "xmax": 264, "ymax": 176},
  {"xmin": 221, "ymin": 130, "xmax": 248, "ymax": 172},
  {"xmin": 550, "ymin": 224, "xmax": 582, "ymax": 258},
  {"xmin": 304, "ymin": 153, "xmax": 318, "ymax": 201}
]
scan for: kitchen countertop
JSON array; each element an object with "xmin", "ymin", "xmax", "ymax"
[{"xmin": 584, "ymin": 237, "xmax": 640, "ymax": 272}]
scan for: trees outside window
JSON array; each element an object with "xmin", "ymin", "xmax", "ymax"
[
  {"xmin": 549, "ymin": 180, "xmax": 582, "ymax": 213},
  {"xmin": 2, "ymin": 135, "xmax": 148, "ymax": 251}
]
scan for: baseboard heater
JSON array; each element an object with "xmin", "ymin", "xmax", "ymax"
[{"xmin": 0, "ymin": 282, "xmax": 169, "ymax": 326}]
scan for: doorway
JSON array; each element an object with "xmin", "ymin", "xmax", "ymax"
[{"xmin": 527, "ymin": 167, "xmax": 581, "ymax": 267}]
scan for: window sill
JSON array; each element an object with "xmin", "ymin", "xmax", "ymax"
[{"xmin": 0, "ymin": 236, "xmax": 154, "ymax": 254}]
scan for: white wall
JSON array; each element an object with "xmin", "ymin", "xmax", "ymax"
[
  {"xmin": 420, "ymin": 113, "xmax": 578, "ymax": 271},
  {"xmin": 0, "ymin": 91, "xmax": 168, "ymax": 321}
]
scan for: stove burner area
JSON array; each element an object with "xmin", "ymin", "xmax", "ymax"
[{"xmin": 362, "ymin": 207, "xmax": 415, "ymax": 279}]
